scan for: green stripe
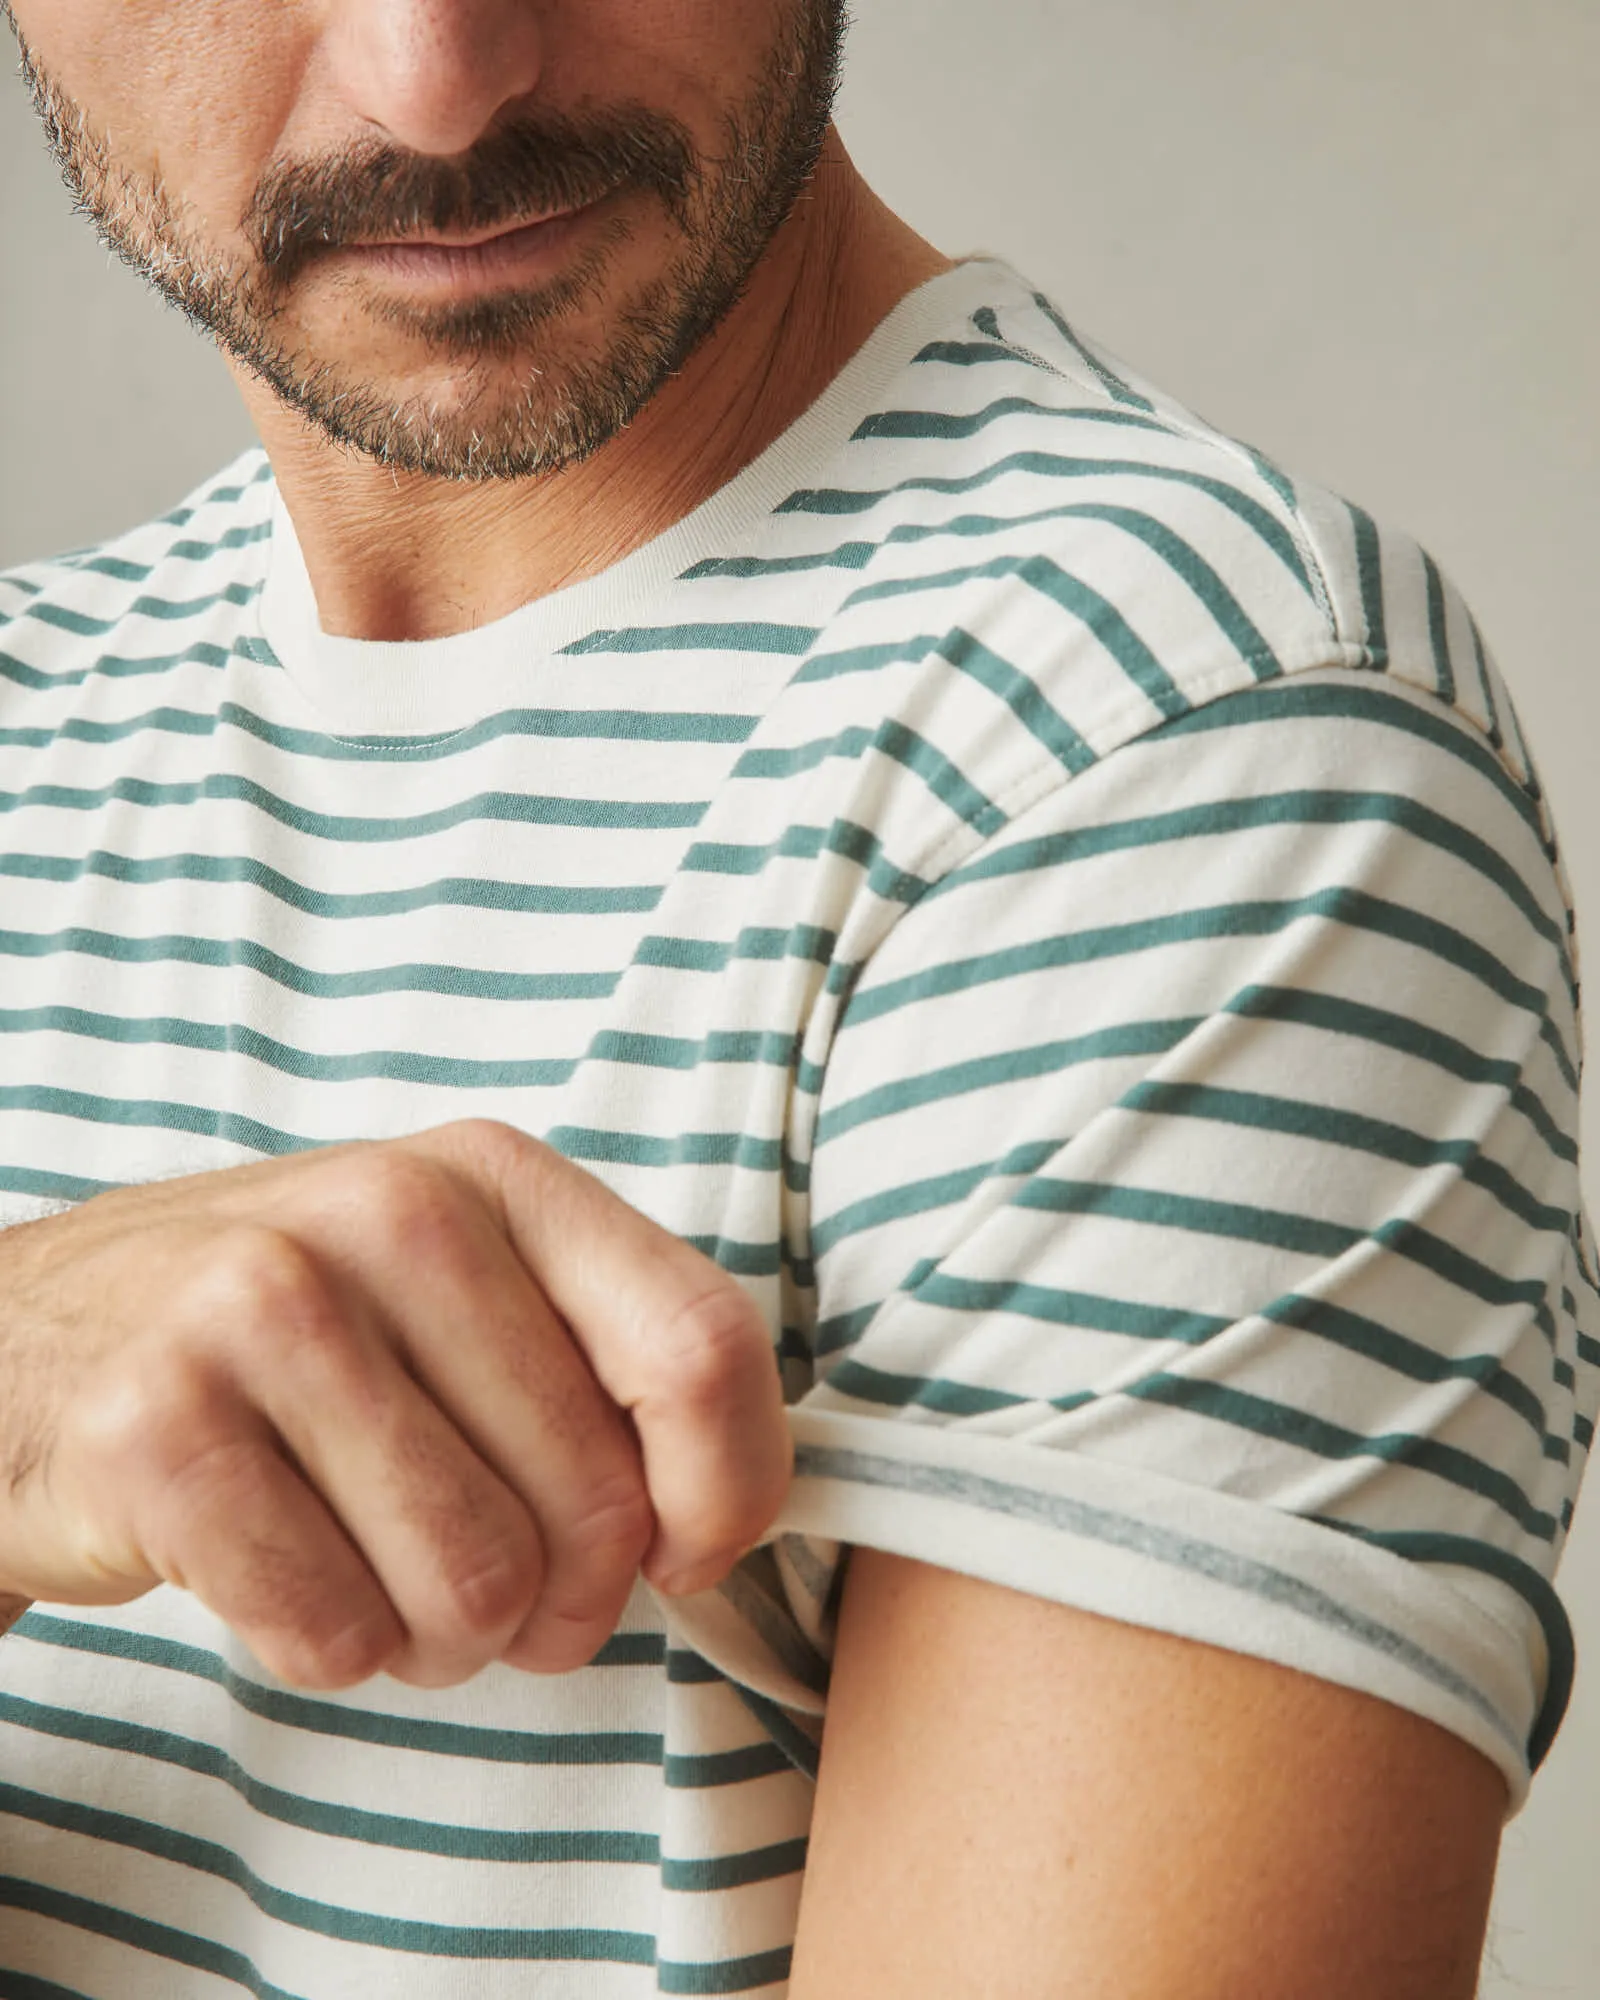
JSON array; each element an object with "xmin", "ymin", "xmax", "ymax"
[
  {"xmin": 0, "ymin": 772, "xmax": 706, "ymax": 839},
  {"xmin": 586, "ymin": 1028, "xmax": 801, "ymax": 1072},
  {"xmin": 852, "ymin": 395, "xmax": 1171, "ymax": 444},
  {"xmin": 1146, "ymin": 678, "xmax": 1553, "ymax": 855},
  {"xmin": 563, "ymin": 621, "xmax": 815, "ymax": 657},
  {"xmin": 684, "ymin": 1231, "xmax": 790, "ymax": 1282},
  {"xmin": 0, "ymin": 923, "xmax": 619, "ymax": 1002},
  {"xmin": 0, "ymin": 845, "xmax": 662, "ymax": 922},
  {"xmin": 1467, "ymin": 614, "xmax": 1505, "ymax": 752},
  {"xmin": 778, "ymin": 451, "xmax": 1317, "ymax": 598},
  {"xmin": 844, "ymin": 514, "xmax": 1285, "ymax": 685},
  {"xmin": 727, "ymin": 1684, "xmax": 822, "ymax": 1783},
  {"xmin": 814, "ymin": 1018, "xmax": 1198, "ymax": 1146},
  {"xmin": 0, "ymin": 1006, "xmax": 577, "ymax": 1091},
  {"xmin": 1226, "ymin": 985, "xmax": 1575, "ymax": 1166},
  {"xmin": 0, "ymin": 1693, "xmax": 656, "ymax": 1863},
  {"xmin": 817, "ymin": 1274, "xmax": 1230, "ymax": 1358},
  {"xmin": 636, "ymin": 921, "xmax": 838, "ymax": 976},
  {"xmin": 15, "ymin": 579, "xmax": 260, "ymax": 638},
  {"xmin": 660, "ymin": 1838, "xmax": 808, "ymax": 1893},
  {"xmin": 841, "ymin": 889, "xmax": 1563, "ymax": 1062},
  {"xmin": 0, "ymin": 1973, "xmax": 95, "ymax": 2000},
  {"xmin": 73, "ymin": 520, "xmax": 274, "ymax": 581},
  {"xmin": 1124, "ymin": 1376, "xmax": 1556, "ymax": 1540},
  {"xmin": 1122, "ymin": 1080, "xmax": 1571, "ymax": 1236},
  {"xmin": 1259, "ymin": 1292, "xmax": 1555, "ymax": 1449},
  {"xmin": 692, "ymin": 489, "xmax": 1300, "ymax": 606},
  {"xmin": 928, "ymin": 784, "xmax": 1568, "ymax": 967},
  {"xmin": 1017, "ymin": 1174, "xmax": 1359, "ymax": 1259},
  {"xmin": 1015, "ymin": 1175, "xmax": 1562, "ymax": 1342},
  {"xmin": 0, "ymin": 1845, "xmax": 658, "ymax": 1962},
  {"xmin": 664, "ymin": 1743, "xmax": 794, "ymax": 1788},
  {"xmin": 1350, "ymin": 503, "xmax": 1386, "ymax": 656},
  {"xmin": 12, "ymin": 1615, "xmax": 664, "ymax": 1765},
  {"xmin": 825, "ymin": 1253, "xmax": 1559, "ymax": 1453},
  {"xmin": 685, "ymin": 542, "xmax": 876, "ymax": 579},
  {"xmin": 848, "ymin": 553, "xmax": 1189, "ymax": 718},
  {"xmin": 659, "ymin": 1945, "xmax": 795, "ymax": 1995},
  {"xmin": 822, "ymin": 1355, "xmax": 1086, "ymax": 1419},
  {"xmin": 0, "ymin": 1877, "xmax": 310, "ymax": 2000},
  {"xmin": 1030, "ymin": 291, "xmax": 1159, "ymax": 412},
  {"xmin": 911, "ymin": 337, "xmax": 1026, "ymax": 369},
  {"xmin": 926, "ymin": 628, "xmax": 1098, "ymax": 770},
  {"xmin": 818, "ymin": 1351, "xmax": 1559, "ymax": 1538},
  {"xmin": 680, "ymin": 815, "xmax": 935, "ymax": 909},
  {"xmin": 543, "ymin": 1126, "xmax": 783, "ymax": 1173},
  {"xmin": 811, "ymin": 1140, "xmax": 1059, "ymax": 1256},
  {"xmin": 1373, "ymin": 1213, "xmax": 1559, "ymax": 1326},
  {"xmin": 0, "ymin": 1082, "xmax": 309, "ymax": 1156},
  {"xmin": 1422, "ymin": 552, "xmax": 1457, "ymax": 703},
  {"xmin": 0, "ymin": 1162, "xmax": 111, "ymax": 1202},
  {"xmin": 731, "ymin": 715, "xmax": 1004, "ymax": 834},
  {"xmin": 0, "ymin": 698, "xmax": 758, "ymax": 762},
  {"xmin": 1, "ymin": 636, "xmax": 234, "ymax": 693}
]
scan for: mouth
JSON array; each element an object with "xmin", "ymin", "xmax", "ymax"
[{"xmin": 333, "ymin": 194, "xmax": 613, "ymax": 295}]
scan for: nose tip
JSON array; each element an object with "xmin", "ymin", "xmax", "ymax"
[{"xmin": 330, "ymin": 2, "xmax": 546, "ymax": 159}]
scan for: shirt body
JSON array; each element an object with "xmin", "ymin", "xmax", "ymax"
[{"xmin": 0, "ymin": 259, "xmax": 1593, "ymax": 1997}]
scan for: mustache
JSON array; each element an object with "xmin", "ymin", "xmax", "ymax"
[{"xmin": 244, "ymin": 107, "xmax": 698, "ymax": 282}]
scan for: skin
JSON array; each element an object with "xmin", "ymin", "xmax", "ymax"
[
  {"xmin": 0, "ymin": 1123, "xmax": 795, "ymax": 1687},
  {"xmin": 1, "ymin": 6, "xmax": 1511, "ymax": 1990},
  {"xmin": 8, "ymin": 0, "xmax": 950, "ymax": 637},
  {"xmin": 788, "ymin": 1555, "xmax": 1508, "ymax": 2000}
]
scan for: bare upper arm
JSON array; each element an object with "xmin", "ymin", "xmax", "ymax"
[{"xmin": 788, "ymin": 1550, "xmax": 1508, "ymax": 2000}]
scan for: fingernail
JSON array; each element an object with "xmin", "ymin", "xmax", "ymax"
[{"xmin": 655, "ymin": 1558, "xmax": 731, "ymax": 1598}]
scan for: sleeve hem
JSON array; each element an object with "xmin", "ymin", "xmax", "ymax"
[{"xmin": 666, "ymin": 1408, "xmax": 1552, "ymax": 1820}]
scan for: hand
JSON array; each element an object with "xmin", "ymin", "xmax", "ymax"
[{"xmin": 0, "ymin": 1121, "xmax": 791, "ymax": 1689}]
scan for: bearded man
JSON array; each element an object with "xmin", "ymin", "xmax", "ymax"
[{"xmin": 0, "ymin": 5, "xmax": 1592, "ymax": 1996}]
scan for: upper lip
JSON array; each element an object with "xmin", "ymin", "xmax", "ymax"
[{"xmin": 350, "ymin": 202, "xmax": 588, "ymax": 251}]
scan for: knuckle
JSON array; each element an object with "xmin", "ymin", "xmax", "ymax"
[
  {"xmin": 333, "ymin": 1147, "xmax": 458, "ymax": 1248},
  {"xmin": 435, "ymin": 1523, "xmax": 542, "ymax": 1639},
  {"xmin": 437, "ymin": 1117, "xmax": 537, "ymax": 1181},
  {"xmin": 564, "ymin": 1468, "xmax": 655, "ymax": 1570},
  {"xmin": 652, "ymin": 1281, "xmax": 773, "ymax": 1412},
  {"xmin": 275, "ymin": 1614, "xmax": 400, "ymax": 1692},
  {"xmin": 192, "ymin": 1224, "xmax": 332, "ymax": 1345},
  {"xmin": 138, "ymin": 1430, "xmax": 283, "ymax": 1557},
  {"xmin": 66, "ymin": 1351, "xmax": 226, "ymax": 1481}
]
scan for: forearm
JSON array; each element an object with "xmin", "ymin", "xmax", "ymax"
[{"xmin": 0, "ymin": 1595, "xmax": 29, "ymax": 1638}]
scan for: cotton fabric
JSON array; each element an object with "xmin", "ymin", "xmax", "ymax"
[{"xmin": 0, "ymin": 258, "xmax": 1593, "ymax": 1997}]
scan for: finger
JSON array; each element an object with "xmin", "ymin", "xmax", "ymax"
[
  {"xmin": 128, "ymin": 1401, "xmax": 406, "ymax": 1692},
  {"xmin": 422, "ymin": 1122, "xmax": 793, "ymax": 1593},
  {"xmin": 279, "ymin": 1148, "xmax": 655, "ymax": 1673},
  {"xmin": 12, "ymin": 1224, "xmax": 404, "ymax": 1683},
  {"xmin": 224, "ymin": 1237, "xmax": 554, "ymax": 1687}
]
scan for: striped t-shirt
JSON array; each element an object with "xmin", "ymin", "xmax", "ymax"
[{"xmin": 0, "ymin": 255, "xmax": 1594, "ymax": 1998}]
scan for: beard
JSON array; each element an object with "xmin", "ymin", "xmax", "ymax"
[{"xmin": 11, "ymin": 3, "xmax": 847, "ymax": 481}]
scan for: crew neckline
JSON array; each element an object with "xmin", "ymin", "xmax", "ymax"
[{"xmin": 256, "ymin": 256, "xmax": 1021, "ymax": 736}]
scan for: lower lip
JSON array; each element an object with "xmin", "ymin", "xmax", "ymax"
[{"xmin": 340, "ymin": 202, "xmax": 600, "ymax": 294}]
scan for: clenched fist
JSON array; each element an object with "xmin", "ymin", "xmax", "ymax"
[{"xmin": 0, "ymin": 1121, "xmax": 791, "ymax": 1689}]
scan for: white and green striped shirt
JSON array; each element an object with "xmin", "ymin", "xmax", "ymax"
[{"xmin": 0, "ymin": 257, "xmax": 1594, "ymax": 1997}]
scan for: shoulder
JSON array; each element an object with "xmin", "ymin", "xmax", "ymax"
[
  {"xmin": 0, "ymin": 449, "xmax": 276, "ymax": 711},
  {"xmin": 786, "ymin": 262, "xmax": 1550, "ymax": 868}
]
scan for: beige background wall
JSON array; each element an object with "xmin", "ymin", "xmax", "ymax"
[{"xmin": 2, "ymin": 1, "xmax": 1596, "ymax": 1989}]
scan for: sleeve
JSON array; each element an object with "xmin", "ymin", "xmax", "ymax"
[{"xmin": 680, "ymin": 665, "xmax": 1598, "ymax": 1820}]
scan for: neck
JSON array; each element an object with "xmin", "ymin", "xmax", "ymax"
[{"xmin": 235, "ymin": 133, "xmax": 951, "ymax": 644}]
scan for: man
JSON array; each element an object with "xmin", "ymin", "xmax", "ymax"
[{"xmin": 0, "ymin": 2, "xmax": 1592, "ymax": 1994}]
